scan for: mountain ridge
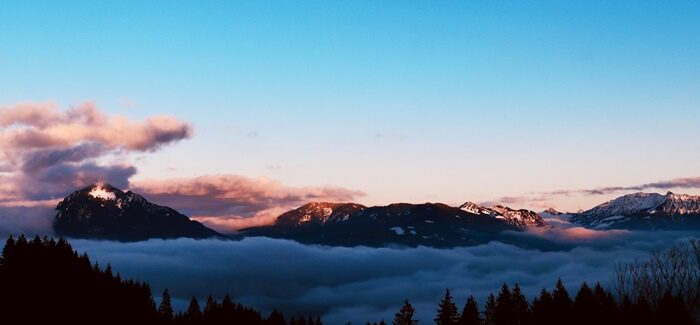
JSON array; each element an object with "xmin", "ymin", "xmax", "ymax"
[{"xmin": 53, "ymin": 183, "xmax": 222, "ymax": 241}]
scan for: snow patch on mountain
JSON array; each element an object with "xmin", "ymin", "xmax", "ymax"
[{"xmin": 88, "ymin": 185, "xmax": 116, "ymax": 201}]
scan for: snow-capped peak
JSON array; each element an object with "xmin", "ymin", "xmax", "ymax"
[
  {"xmin": 459, "ymin": 202, "xmax": 546, "ymax": 227},
  {"xmin": 88, "ymin": 184, "xmax": 117, "ymax": 201},
  {"xmin": 459, "ymin": 202, "xmax": 494, "ymax": 215},
  {"xmin": 582, "ymin": 192, "xmax": 666, "ymax": 218}
]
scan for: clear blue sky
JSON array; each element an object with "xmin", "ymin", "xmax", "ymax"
[{"xmin": 2, "ymin": 1, "xmax": 699, "ymax": 210}]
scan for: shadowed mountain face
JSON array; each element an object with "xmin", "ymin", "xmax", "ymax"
[
  {"xmin": 53, "ymin": 183, "xmax": 221, "ymax": 241},
  {"xmin": 570, "ymin": 192, "xmax": 700, "ymax": 230},
  {"xmin": 240, "ymin": 202, "xmax": 547, "ymax": 247}
]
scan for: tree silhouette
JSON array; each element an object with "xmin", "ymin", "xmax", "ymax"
[
  {"xmin": 551, "ymin": 278, "xmax": 572, "ymax": 324},
  {"xmin": 483, "ymin": 293, "xmax": 497, "ymax": 325},
  {"xmin": 458, "ymin": 295, "xmax": 480, "ymax": 325},
  {"xmin": 494, "ymin": 283, "xmax": 513, "ymax": 325},
  {"xmin": 159, "ymin": 288, "xmax": 175, "ymax": 322},
  {"xmin": 393, "ymin": 299, "xmax": 417, "ymax": 325},
  {"xmin": 187, "ymin": 297, "xmax": 202, "ymax": 322},
  {"xmin": 435, "ymin": 289, "xmax": 459, "ymax": 325},
  {"xmin": 531, "ymin": 289, "xmax": 553, "ymax": 325}
]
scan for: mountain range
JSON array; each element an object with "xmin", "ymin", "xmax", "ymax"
[
  {"xmin": 569, "ymin": 192, "xmax": 700, "ymax": 230},
  {"xmin": 51, "ymin": 183, "xmax": 700, "ymax": 245},
  {"xmin": 239, "ymin": 201, "xmax": 546, "ymax": 247}
]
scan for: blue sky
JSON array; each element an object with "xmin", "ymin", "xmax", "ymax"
[{"xmin": 2, "ymin": 1, "xmax": 699, "ymax": 210}]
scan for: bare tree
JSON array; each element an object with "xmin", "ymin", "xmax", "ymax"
[{"xmin": 614, "ymin": 239, "xmax": 700, "ymax": 319}]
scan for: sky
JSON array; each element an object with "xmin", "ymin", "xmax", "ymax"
[{"xmin": 1, "ymin": 1, "xmax": 700, "ymax": 232}]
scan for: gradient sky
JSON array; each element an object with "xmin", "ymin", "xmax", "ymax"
[{"xmin": 2, "ymin": 1, "xmax": 700, "ymax": 212}]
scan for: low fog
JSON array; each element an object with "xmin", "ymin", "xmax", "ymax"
[{"xmin": 69, "ymin": 229, "xmax": 699, "ymax": 325}]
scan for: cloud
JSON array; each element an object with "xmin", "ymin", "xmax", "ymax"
[
  {"xmin": 69, "ymin": 231, "xmax": 700, "ymax": 325},
  {"xmin": 0, "ymin": 102, "xmax": 193, "ymax": 153},
  {"xmin": 485, "ymin": 176, "xmax": 700, "ymax": 211},
  {"xmin": 0, "ymin": 102, "xmax": 193, "ymax": 233},
  {"xmin": 133, "ymin": 175, "xmax": 366, "ymax": 232}
]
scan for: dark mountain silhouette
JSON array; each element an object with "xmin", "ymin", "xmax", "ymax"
[
  {"xmin": 54, "ymin": 183, "xmax": 221, "ymax": 241},
  {"xmin": 570, "ymin": 192, "xmax": 700, "ymax": 230},
  {"xmin": 240, "ymin": 202, "xmax": 547, "ymax": 247}
]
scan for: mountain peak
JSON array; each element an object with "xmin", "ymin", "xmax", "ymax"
[
  {"xmin": 87, "ymin": 183, "xmax": 119, "ymax": 200},
  {"xmin": 458, "ymin": 202, "xmax": 546, "ymax": 227},
  {"xmin": 459, "ymin": 202, "xmax": 493, "ymax": 215},
  {"xmin": 54, "ymin": 185, "xmax": 221, "ymax": 241},
  {"xmin": 542, "ymin": 208, "xmax": 563, "ymax": 215}
]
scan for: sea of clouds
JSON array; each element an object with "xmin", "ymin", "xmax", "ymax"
[{"xmin": 68, "ymin": 229, "xmax": 699, "ymax": 325}]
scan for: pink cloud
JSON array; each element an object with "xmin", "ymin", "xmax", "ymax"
[
  {"xmin": 0, "ymin": 102, "xmax": 192, "ymax": 153},
  {"xmin": 133, "ymin": 175, "xmax": 366, "ymax": 232}
]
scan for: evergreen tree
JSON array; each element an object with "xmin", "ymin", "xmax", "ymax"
[
  {"xmin": 393, "ymin": 299, "xmax": 417, "ymax": 325},
  {"xmin": 592, "ymin": 283, "xmax": 616, "ymax": 323},
  {"xmin": 531, "ymin": 289, "xmax": 553, "ymax": 325},
  {"xmin": 159, "ymin": 288, "xmax": 174, "ymax": 322},
  {"xmin": 266, "ymin": 309, "xmax": 286, "ymax": 325},
  {"xmin": 484, "ymin": 293, "xmax": 497, "ymax": 325},
  {"xmin": 551, "ymin": 279, "xmax": 572, "ymax": 324},
  {"xmin": 494, "ymin": 284, "xmax": 513, "ymax": 325},
  {"xmin": 511, "ymin": 284, "xmax": 529, "ymax": 325},
  {"xmin": 187, "ymin": 296, "xmax": 202, "ymax": 322},
  {"xmin": 435, "ymin": 289, "xmax": 459, "ymax": 325},
  {"xmin": 573, "ymin": 283, "xmax": 596, "ymax": 325},
  {"xmin": 458, "ymin": 295, "xmax": 481, "ymax": 325}
]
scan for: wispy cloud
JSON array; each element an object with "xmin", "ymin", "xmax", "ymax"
[
  {"xmin": 484, "ymin": 176, "xmax": 700, "ymax": 211},
  {"xmin": 133, "ymin": 175, "xmax": 365, "ymax": 231}
]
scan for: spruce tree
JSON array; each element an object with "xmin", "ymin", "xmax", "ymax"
[
  {"xmin": 573, "ymin": 282, "xmax": 596, "ymax": 325},
  {"xmin": 458, "ymin": 295, "xmax": 481, "ymax": 325},
  {"xmin": 484, "ymin": 293, "xmax": 497, "ymax": 325},
  {"xmin": 494, "ymin": 283, "xmax": 513, "ymax": 325},
  {"xmin": 393, "ymin": 299, "xmax": 417, "ymax": 325},
  {"xmin": 511, "ymin": 284, "xmax": 529, "ymax": 325},
  {"xmin": 435, "ymin": 289, "xmax": 459, "ymax": 325},
  {"xmin": 158, "ymin": 288, "xmax": 174, "ymax": 322},
  {"xmin": 531, "ymin": 289, "xmax": 553, "ymax": 325},
  {"xmin": 187, "ymin": 296, "xmax": 202, "ymax": 322},
  {"xmin": 551, "ymin": 279, "xmax": 572, "ymax": 324}
]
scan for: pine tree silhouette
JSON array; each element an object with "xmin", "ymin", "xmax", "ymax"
[
  {"xmin": 511, "ymin": 284, "xmax": 529, "ymax": 325},
  {"xmin": 435, "ymin": 289, "xmax": 460, "ymax": 325},
  {"xmin": 494, "ymin": 283, "xmax": 513, "ymax": 325},
  {"xmin": 159, "ymin": 288, "xmax": 175, "ymax": 323},
  {"xmin": 531, "ymin": 289, "xmax": 554, "ymax": 325},
  {"xmin": 551, "ymin": 278, "xmax": 572, "ymax": 324},
  {"xmin": 393, "ymin": 299, "xmax": 417, "ymax": 325},
  {"xmin": 457, "ymin": 295, "xmax": 481, "ymax": 325},
  {"xmin": 483, "ymin": 293, "xmax": 497, "ymax": 325},
  {"xmin": 187, "ymin": 296, "xmax": 202, "ymax": 322}
]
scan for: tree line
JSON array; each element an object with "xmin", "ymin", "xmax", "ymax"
[{"xmin": 0, "ymin": 235, "xmax": 321, "ymax": 324}]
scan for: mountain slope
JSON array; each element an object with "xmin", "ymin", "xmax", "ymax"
[
  {"xmin": 54, "ymin": 183, "xmax": 221, "ymax": 241},
  {"xmin": 570, "ymin": 192, "xmax": 700, "ymax": 229},
  {"xmin": 241, "ymin": 201, "xmax": 546, "ymax": 247},
  {"xmin": 459, "ymin": 202, "xmax": 547, "ymax": 227}
]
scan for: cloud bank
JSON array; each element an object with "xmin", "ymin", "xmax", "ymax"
[
  {"xmin": 133, "ymin": 175, "xmax": 366, "ymax": 231},
  {"xmin": 70, "ymin": 231, "xmax": 700, "ymax": 325}
]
